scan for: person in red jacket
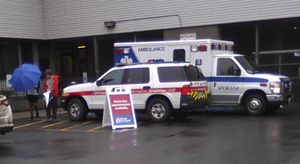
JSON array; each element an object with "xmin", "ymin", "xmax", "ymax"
[{"xmin": 44, "ymin": 69, "xmax": 59, "ymax": 121}]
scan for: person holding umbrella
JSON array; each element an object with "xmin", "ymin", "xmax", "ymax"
[
  {"xmin": 43, "ymin": 69, "xmax": 59, "ymax": 121},
  {"xmin": 26, "ymin": 83, "xmax": 40, "ymax": 120},
  {"xmin": 10, "ymin": 64, "xmax": 42, "ymax": 120}
]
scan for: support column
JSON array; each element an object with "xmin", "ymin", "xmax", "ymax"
[
  {"xmin": 49, "ymin": 42, "xmax": 56, "ymax": 73},
  {"xmin": 32, "ymin": 42, "xmax": 39, "ymax": 65},
  {"xmin": 93, "ymin": 37, "xmax": 99, "ymax": 75},
  {"xmin": 255, "ymin": 23, "xmax": 259, "ymax": 66},
  {"xmin": 17, "ymin": 41, "xmax": 22, "ymax": 66}
]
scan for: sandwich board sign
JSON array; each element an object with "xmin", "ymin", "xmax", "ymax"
[{"xmin": 102, "ymin": 87, "xmax": 137, "ymax": 130}]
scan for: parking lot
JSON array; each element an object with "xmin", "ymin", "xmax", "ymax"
[{"xmin": 2, "ymin": 105, "xmax": 300, "ymax": 164}]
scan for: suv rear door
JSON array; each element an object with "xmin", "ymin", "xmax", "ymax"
[{"xmin": 154, "ymin": 65, "xmax": 202, "ymax": 109}]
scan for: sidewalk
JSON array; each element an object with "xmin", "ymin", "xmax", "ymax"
[
  {"xmin": 9, "ymin": 97, "xmax": 65, "ymax": 119},
  {"xmin": 13, "ymin": 107, "xmax": 66, "ymax": 119},
  {"xmin": 9, "ymin": 97, "xmax": 61, "ymax": 113}
]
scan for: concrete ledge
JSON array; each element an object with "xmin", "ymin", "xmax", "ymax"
[{"xmin": 9, "ymin": 97, "xmax": 61, "ymax": 113}]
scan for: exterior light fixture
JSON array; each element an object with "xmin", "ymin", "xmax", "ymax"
[
  {"xmin": 104, "ymin": 21, "xmax": 116, "ymax": 29},
  {"xmin": 77, "ymin": 45, "xmax": 86, "ymax": 49}
]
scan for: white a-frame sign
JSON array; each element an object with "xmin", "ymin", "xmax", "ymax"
[{"xmin": 102, "ymin": 87, "xmax": 137, "ymax": 130}]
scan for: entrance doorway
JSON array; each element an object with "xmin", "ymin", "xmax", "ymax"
[{"xmin": 61, "ymin": 51, "xmax": 74, "ymax": 78}]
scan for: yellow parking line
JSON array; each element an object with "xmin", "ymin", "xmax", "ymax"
[
  {"xmin": 114, "ymin": 128, "xmax": 136, "ymax": 132},
  {"xmin": 60, "ymin": 120, "xmax": 93, "ymax": 131},
  {"xmin": 87, "ymin": 126, "xmax": 102, "ymax": 132},
  {"xmin": 14, "ymin": 120, "xmax": 46, "ymax": 129},
  {"xmin": 41, "ymin": 120, "xmax": 69, "ymax": 129}
]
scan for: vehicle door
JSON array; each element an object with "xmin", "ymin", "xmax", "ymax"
[
  {"xmin": 91, "ymin": 67, "xmax": 151, "ymax": 110},
  {"xmin": 210, "ymin": 57, "xmax": 243, "ymax": 104},
  {"xmin": 120, "ymin": 67, "xmax": 152, "ymax": 109},
  {"xmin": 90, "ymin": 69, "xmax": 125, "ymax": 109}
]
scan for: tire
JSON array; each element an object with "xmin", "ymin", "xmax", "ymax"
[
  {"xmin": 266, "ymin": 105, "xmax": 280, "ymax": 114},
  {"xmin": 243, "ymin": 94, "xmax": 266, "ymax": 116},
  {"xmin": 67, "ymin": 98, "xmax": 88, "ymax": 121},
  {"xmin": 146, "ymin": 98, "xmax": 171, "ymax": 123}
]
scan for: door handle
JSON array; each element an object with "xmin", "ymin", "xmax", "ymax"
[
  {"xmin": 143, "ymin": 86, "xmax": 151, "ymax": 89},
  {"xmin": 214, "ymin": 82, "xmax": 216, "ymax": 87}
]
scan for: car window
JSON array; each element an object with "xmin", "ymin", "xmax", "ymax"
[
  {"xmin": 101, "ymin": 69, "xmax": 124, "ymax": 85},
  {"xmin": 184, "ymin": 66, "xmax": 205, "ymax": 81},
  {"xmin": 158, "ymin": 66, "xmax": 187, "ymax": 82},
  {"xmin": 217, "ymin": 58, "xmax": 240, "ymax": 76},
  {"xmin": 173, "ymin": 49, "xmax": 186, "ymax": 62},
  {"xmin": 123, "ymin": 68, "xmax": 149, "ymax": 84}
]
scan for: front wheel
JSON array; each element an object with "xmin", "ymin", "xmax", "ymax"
[
  {"xmin": 244, "ymin": 94, "xmax": 266, "ymax": 116},
  {"xmin": 67, "ymin": 98, "xmax": 88, "ymax": 121},
  {"xmin": 146, "ymin": 98, "xmax": 171, "ymax": 123}
]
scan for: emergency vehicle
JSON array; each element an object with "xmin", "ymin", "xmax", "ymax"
[
  {"xmin": 61, "ymin": 62, "xmax": 208, "ymax": 122},
  {"xmin": 114, "ymin": 39, "xmax": 293, "ymax": 115}
]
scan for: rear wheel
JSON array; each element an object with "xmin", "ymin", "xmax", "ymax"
[
  {"xmin": 244, "ymin": 94, "xmax": 266, "ymax": 116},
  {"xmin": 67, "ymin": 98, "xmax": 88, "ymax": 121},
  {"xmin": 146, "ymin": 98, "xmax": 171, "ymax": 123}
]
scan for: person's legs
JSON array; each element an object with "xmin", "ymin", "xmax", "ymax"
[
  {"xmin": 46, "ymin": 101, "xmax": 52, "ymax": 120},
  {"xmin": 29, "ymin": 102, "xmax": 34, "ymax": 120},
  {"xmin": 28, "ymin": 95, "xmax": 34, "ymax": 120},
  {"xmin": 33, "ymin": 96, "xmax": 39, "ymax": 118},
  {"xmin": 52, "ymin": 97, "xmax": 58, "ymax": 119},
  {"xmin": 35, "ymin": 104, "xmax": 39, "ymax": 118}
]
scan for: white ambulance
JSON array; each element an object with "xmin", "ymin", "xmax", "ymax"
[{"xmin": 114, "ymin": 39, "xmax": 293, "ymax": 115}]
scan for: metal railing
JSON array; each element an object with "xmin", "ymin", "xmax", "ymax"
[{"xmin": 0, "ymin": 77, "xmax": 88, "ymax": 99}]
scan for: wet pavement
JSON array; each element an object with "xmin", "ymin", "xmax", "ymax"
[{"xmin": 1, "ymin": 104, "xmax": 300, "ymax": 164}]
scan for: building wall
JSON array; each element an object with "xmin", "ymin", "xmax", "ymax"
[
  {"xmin": 0, "ymin": 0, "xmax": 44, "ymax": 39},
  {"xmin": 43, "ymin": 0, "xmax": 300, "ymax": 39},
  {"xmin": 1, "ymin": 1, "xmax": 300, "ymax": 40}
]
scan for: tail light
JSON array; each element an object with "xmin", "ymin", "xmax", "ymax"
[
  {"xmin": 0, "ymin": 98, "xmax": 9, "ymax": 106},
  {"xmin": 181, "ymin": 85, "xmax": 191, "ymax": 96}
]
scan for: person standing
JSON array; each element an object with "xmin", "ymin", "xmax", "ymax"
[
  {"xmin": 26, "ymin": 83, "xmax": 40, "ymax": 120},
  {"xmin": 43, "ymin": 69, "xmax": 59, "ymax": 121}
]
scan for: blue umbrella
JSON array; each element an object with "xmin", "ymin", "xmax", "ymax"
[{"xmin": 10, "ymin": 64, "xmax": 41, "ymax": 92}]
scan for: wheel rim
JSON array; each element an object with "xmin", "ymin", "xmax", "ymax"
[
  {"xmin": 248, "ymin": 98, "xmax": 261, "ymax": 112},
  {"xmin": 151, "ymin": 103, "xmax": 165, "ymax": 119},
  {"xmin": 70, "ymin": 103, "xmax": 81, "ymax": 118}
]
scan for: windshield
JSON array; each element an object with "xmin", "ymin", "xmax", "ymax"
[{"xmin": 235, "ymin": 56, "xmax": 259, "ymax": 74}]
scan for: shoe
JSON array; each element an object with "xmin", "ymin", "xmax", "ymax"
[
  {"xmin": 52, "ymin": 116, "xmax": 56, "ymax": 120},
  {"xmin": 29, "ymin": 116, "xmax": 33, "ymax": 121},
  {"xmin": 46, "ymin": 117, "xmax": 52, "ymax": 121}
]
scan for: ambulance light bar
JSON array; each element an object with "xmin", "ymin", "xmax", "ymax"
[
  {"xmin": 191, "ymin": 43, "xmax": 234, "ymax": 52},
  {"xmin": 211, "ymin": 43, "xmax": 234, "ymax": 51},
  {"xmin": 115, "ymin": 48, "xmax": 131, "ymax": 54}
]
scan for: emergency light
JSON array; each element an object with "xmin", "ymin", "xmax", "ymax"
[
  {"xmin": 115, "ymin": 48, "xmax": 130, "ymax": 54},
  {"xmin": 199, "ymin": 45, "xmax": 207, "ymax": 51}
]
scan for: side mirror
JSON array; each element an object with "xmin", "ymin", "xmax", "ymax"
[{"xmin": 96, "ymin": 80, "xmax": 102, "ymax": 86}]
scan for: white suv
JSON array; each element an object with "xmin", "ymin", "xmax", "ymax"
[
  {"xmin": 0, "ymin": 95, "xmax": 13, "ymax": 135},
  {"xmin": 61, "ymin": 63, "xmax": 209, "ymax": 123}
]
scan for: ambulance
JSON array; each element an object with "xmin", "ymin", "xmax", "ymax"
[{"xmin": 114, "ymin": 39, "xmax": 293, "ymax": 115}]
